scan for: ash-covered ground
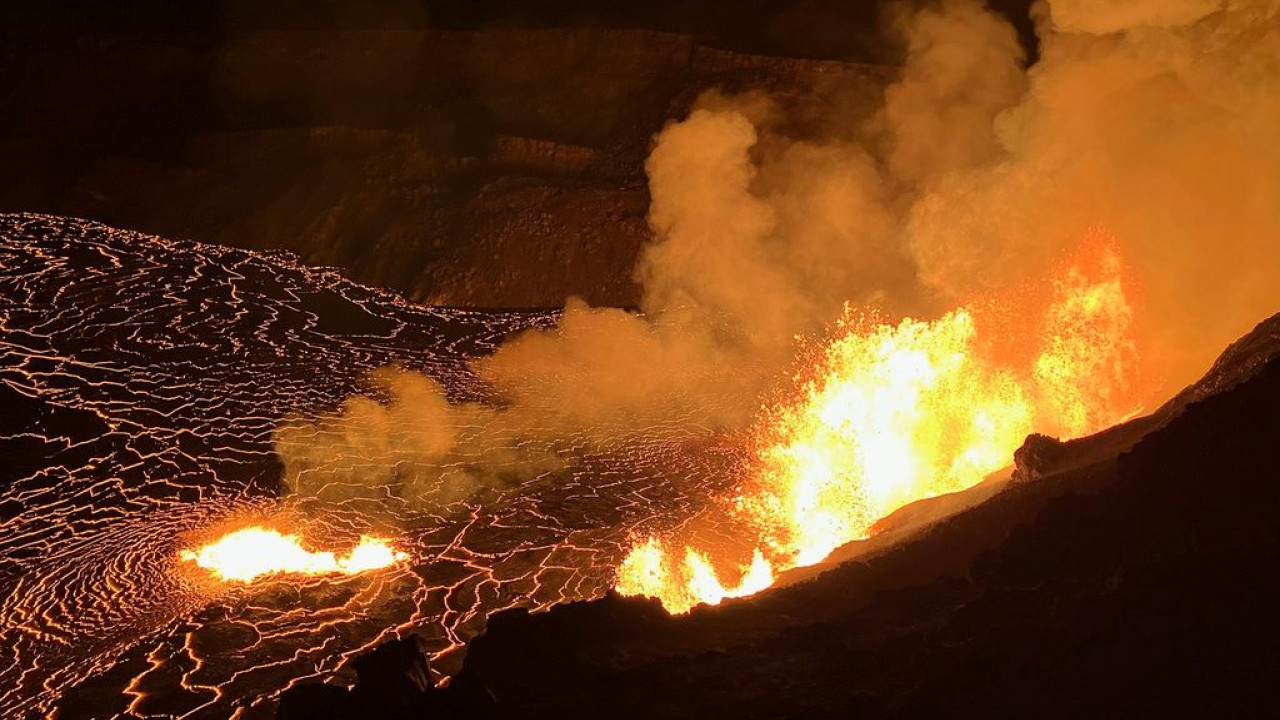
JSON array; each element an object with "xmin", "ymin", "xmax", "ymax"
[{"xmin": 0, "ymin": 214, "xmax": 745, "ymax": 719}]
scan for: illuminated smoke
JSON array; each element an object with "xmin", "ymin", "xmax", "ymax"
[
  {"xmin": 907, "ymin": 0, "xmax": 1280, "ymax": 389},
  {"xmin": 273, "ymin": 0, "xmax": 1280, "ymax": 609},
  {"xmin": 618, "ymin": 233, "xmax": 1148, "ymax": 611}
]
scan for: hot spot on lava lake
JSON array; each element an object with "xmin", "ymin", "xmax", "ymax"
[{"xmin": 179, "ymin": 527, "xmax": 408, "ymax": 583}]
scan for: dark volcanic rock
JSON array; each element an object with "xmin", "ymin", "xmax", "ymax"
[
  {"xmin": 0, "ymin": 27, "xmax": 892, "ymax": 308},
  {"xmin": 1011, "ymin": 432, "xmax": 1067, "ymax": 482},
  {"xmin": 437, "ymin": 313, "xmax": 1280, "ymax": 720},
  {"xmin": 277, "ymin": 684, "xmax": 354, "ymax": 720},
  {"xmin": 351, "ymin": 635, "xmax": 435, "ymax": 711},
  {"xmin": 278, "ymin": 634, "xmax": 491, "ymax": 720}
]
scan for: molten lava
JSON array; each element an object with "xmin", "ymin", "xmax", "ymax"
[
  {"xmin": 180, "ymin": 527, "xmax": 408, "ymax": 583},
  {"xmin": 617, "ymin": 234, "xmax": 1149, "ymax": 613}
]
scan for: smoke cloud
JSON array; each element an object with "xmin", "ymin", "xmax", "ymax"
[
  {"xmin": 276, "ymin": 0, "xmax": 1280, "ymax": 511},
  {"xmin": 909, "ymin": 0, "xmax": 1280, "ymax": 386}
]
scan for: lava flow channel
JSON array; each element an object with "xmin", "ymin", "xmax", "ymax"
[{"xmin": 617, "ymin": 232, "xmax": 1151, "ymax": 612}]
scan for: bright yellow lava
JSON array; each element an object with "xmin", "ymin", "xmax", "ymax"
[
  {"xmin": 180, "ymin": 527, "xmax": 408, "ymax": 583},
  {"xmin": 617, "ymin": 233, "xmax": 1148, "ymax": 613}
]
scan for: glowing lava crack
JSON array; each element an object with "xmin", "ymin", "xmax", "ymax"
[{"xmin": 180, "ymin": 528, "xmax": 408, "ymax": 582}]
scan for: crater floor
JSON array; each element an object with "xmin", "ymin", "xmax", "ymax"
[{"xmin": 0, "ymin": 214, "xmax": 738, "ymax": 719}]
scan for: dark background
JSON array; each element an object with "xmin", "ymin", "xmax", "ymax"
[
  {"xmin": 5, "ymin": 0, "xmax": 1037, "ymax": 57},
  {"xmin": 1, "ymin": 0, "xmax": 1036, "ymax": 307}
]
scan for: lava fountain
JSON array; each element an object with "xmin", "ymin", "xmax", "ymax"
[
  {"xmin": 180, "ymin": 527, "xmax": 408, "ymax": 583},
  {"xmin": 617, "ymin": 232, "xmax": 1150, "ymax": 612}
]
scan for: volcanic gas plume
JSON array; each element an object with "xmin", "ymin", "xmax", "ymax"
[
  {"xmin": 9, "ymin": 0, "xmax": 1277, "ymax": 716},
  {"xmin": 273, "ymin": 0, "xmax": 1280, "ymax": 615},
  {"xmin": 617, "ymin": 233, "xmax": 1147, "ymax": 610}
]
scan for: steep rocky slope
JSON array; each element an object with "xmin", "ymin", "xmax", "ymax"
[{"xmin": 0, "ymin": 28, "xmax": 890, "ymax": 307}]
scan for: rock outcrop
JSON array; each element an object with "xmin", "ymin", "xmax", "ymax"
[{"xmin": 278, "ymin": 634, "xmax": 496, "ymax": 720}]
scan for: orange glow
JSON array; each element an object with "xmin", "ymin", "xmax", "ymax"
[
  {"xmin": 618, "ymin": 233, "xmax": 1148, "ymax": 613},
  {"xmin": 1033, "ymin": 234, "xmax": 1144, "ymax": 437},
  {"xmin": 180, "ymin": 527, "xmax": 408, "ymax": 583},
  {"xmin": 617, "ymin": 538, "xmax": 774, "ymax": 611}
]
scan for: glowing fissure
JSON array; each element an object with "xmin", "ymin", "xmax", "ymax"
[
  {"xmin": 617, "ymin": 235, "xmax": 1147, "ymax": 613},
  {"xmin": 180, "ymin": 527, "xmax": 408, "ymax": 583}
]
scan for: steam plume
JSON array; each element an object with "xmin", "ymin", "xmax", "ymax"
[
  {"xmin": 909, "ymin": 0, "xmax": 1280, "ymax": 388},
  {"xmin": 277, "ymin": 0, "xmax": 1280, "ymax": 512}
]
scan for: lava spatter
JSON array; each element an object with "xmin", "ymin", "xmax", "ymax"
[{"xmin": 617, "ymin": 233, "xmax": 1150, "ymax": 613}]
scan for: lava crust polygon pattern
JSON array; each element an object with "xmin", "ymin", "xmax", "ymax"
[{"xmin": 0, "ymin": 215, "xmax": 738, "ymax": 719}]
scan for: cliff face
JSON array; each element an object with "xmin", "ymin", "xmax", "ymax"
[
  {"xmin": 418, "ymin": 312, "xmax": 1280, "ymax": 719},
  {"xmin": 0, "ymin": 28, "xmax": 891, "ymax": 307}
]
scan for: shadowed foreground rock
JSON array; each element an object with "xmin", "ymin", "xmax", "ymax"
[
  {"xmin": 278, "ymin": 635, "xmax": 494, "ymax": 720},
  {"xmin": 363, "ymin": 313, "xmax": 1280, "ymax": 720}
]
